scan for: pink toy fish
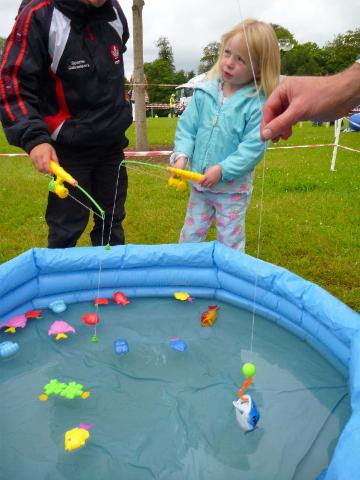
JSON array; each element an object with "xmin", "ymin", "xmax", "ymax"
[
  {"xmin": 1, "ymin": 314, "xmax": 28, "ymax": 333},
  {"xmin": 81, "ymin": 313, "xmax": 100, "ymax": 326},
  {"xmin": 113, "ymin": 291, "xmax": 129, "ymax": 305},
  {"xmin": 48, "ymin": 321, "xmax": 76, "ymax": 341}
]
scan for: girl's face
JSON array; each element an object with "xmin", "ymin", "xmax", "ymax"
[{"xmin": 220, "ymin": 33, "xmax": 255, "ymax": 90}]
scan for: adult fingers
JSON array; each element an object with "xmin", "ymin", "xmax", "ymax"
[{"xmin": 261, "ymin": 108, "xmax": 298, "ymax": 141}]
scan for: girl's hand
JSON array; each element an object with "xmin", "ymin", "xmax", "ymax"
[
  {"xmin": 173, "ymin": 156, "xmax": 188, "ymax": 170},
  {"xmin": 199, "ymin": 165, "xmax": 222, "ymax": 188}
]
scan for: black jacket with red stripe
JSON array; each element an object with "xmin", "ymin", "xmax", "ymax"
[{"xmin": 0, "ymin": 0, "xmax": 132, "ymax": 154}]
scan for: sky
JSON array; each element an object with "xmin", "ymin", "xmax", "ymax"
[{"xmin": 1, "ymin": 0, "xmax": 359, "ymax": 78}]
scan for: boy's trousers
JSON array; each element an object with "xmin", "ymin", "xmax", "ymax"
[{"xmin": 46, "ymin": 142, "xmax": 127, "ymax": 248}]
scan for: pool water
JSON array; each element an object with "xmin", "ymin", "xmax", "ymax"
[{"xmin": 0, "ymin": 298, "xmax": 350, "ymax": 480}]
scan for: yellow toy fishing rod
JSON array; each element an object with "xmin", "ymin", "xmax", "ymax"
[
  {"xmin": 166, "ymin": 166, "xmax": 204, "ymax": 191},
  {"xmin": 48, "ymin": 160, "xmax": 105, "ymax": 219}
]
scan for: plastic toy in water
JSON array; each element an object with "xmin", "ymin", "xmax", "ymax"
[
  {"xmin": 167, "ymin": 167, "xmax": 204, "ymax": 192},
  {"xmin": 25, "ymin": 309, "xmax": 42, "ymax": 319},
  {"xmin": 201, "ymin": 305, "xmax": 219, "ymax": 326},
  {"xmin": 94, "ymin": 297, "xmax": 109, "ymax": 306},
  {"xmin": 1, "ymin": 314, "xmax": 28, "ymax": 333},
  {"xmin": 39, "ymin": 379, "xmax": 90, "ymax": 401},
  {"xmin": 169, "ymin": 338, "xmax": 188, "ymax": 352},
  {"xmin": 233, "ymin": 394, "xmax": 260, "ymax": 432},
  {"xmin": 64, "ymin": 423, "xmax": 93, "ymax": 452},
  {"xmin": 174, "ymin": 292, "xmax": 193, "ymax": 302},
  {"xmin": 49, "ymin": 299, "xmax": 67, "ymax": 313},
  {"xmin": 81, "ymin": 313, "xmax": 100, "ymax": 326},
  {"xmin": 233, "ymin": 362, "xmax": 259, "ymax": 432},
  {"xmin": 48, "ymin": 321, "xmax": 76, "ymax": 340},
  {"xmin": 114, "ymin": 338, "xmax": 129, "ymax": 355},
  {"xmin": 0, "ymin": 341, "xmax": 19, "ymax": 359},
  {"xmin": 113, "ymin": 291, "xmax": 130, "ymax": 305}
]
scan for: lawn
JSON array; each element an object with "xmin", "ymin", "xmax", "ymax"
[{"xmin": 0, "ymin": 118, "xmax": 359, "ymax": 311}]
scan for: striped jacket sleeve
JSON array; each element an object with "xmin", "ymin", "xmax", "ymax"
[{"xmin": 0, "ymin": 1, "xmax": 52, "ymax": 153}]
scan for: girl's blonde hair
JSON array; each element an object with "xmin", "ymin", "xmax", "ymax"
[{"xmin": 208, "ymin": 19, "xmax": 280, "ymax": 97}]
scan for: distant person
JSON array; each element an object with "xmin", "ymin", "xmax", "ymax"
[
  {"xmin": 129, "ymin": 73, "xmax": 149, "ymax": 121},
  {"xmin": 169, "ymin": 94, "xmax": 176, "ymax": 118},
  {"xmin": 261, "ymin": 60, "xmax": 360, "ymax": 142},
  {"xmin": 0, "ymin": 0, "xmax": 132, "ymax": 248},
  {"xmin": 169, "ymin": 19, "xmax": 280, "ymax": 251}
]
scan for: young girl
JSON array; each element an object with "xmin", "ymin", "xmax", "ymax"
[{"xmin": 170, "ymin": 19, "xmax": 280, "ymax": 251}]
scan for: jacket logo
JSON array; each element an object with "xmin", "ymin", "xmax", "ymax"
[
  {"xmin": 68, "ymin": 60, "xmax": 90, "ymax": 71},
  {"xmin": 110, "ymin": 44, "xmax": 120, "ymax": 64}
]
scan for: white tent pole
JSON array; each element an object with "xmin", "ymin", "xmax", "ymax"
[{"xmin": 330, "ymin": 118, "xmax": 343, "ymax": 171}]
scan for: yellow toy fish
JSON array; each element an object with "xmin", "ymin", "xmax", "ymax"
[
  {"xmin": 64, "ymin": 423, "xmax": 92, "ymax": 452},
  {"xmin": 174, "ymin": 292, "xmax": 193, "ymax": 302}
]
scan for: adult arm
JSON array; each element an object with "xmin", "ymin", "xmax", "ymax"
[
  {"xmin": 0, "ymin": 5, "xmax": 57, "ymax": 172},
  {"xmin": 260, "ymin": 63, "xmax": 360, "ymax": 142}
]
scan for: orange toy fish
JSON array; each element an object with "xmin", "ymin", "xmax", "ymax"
[
  {"xmin": 201, "ymin": 305, "xmax": 219, "ymax": 327},
  {"xmin": 25, "ymin": 309, "xmax": 42, "ymax": 319},
  {"xmin": 113, "ymin": 291, "xmax": 130, "ymax": 305},
  {"xmin": 81, "ymin": 313, "xmax": 100, "ymax": 326},
  {"xmin": 94, "ymin": 298, "xmax": 109, "ymax": 306}
]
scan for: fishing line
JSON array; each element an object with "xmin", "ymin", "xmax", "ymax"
[
  {"xmin": 234, "ymin": 0, "xmax": 270, "ymax": 355},
  {"xmin": 67, "ymin": 192, "xmax": 104, "ymax": 220}
]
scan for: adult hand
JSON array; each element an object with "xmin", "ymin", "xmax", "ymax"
[
  {"xmin": 199, "ymin": 165, "xmax": 222, "ymax": 188},
  {"xmin": 30, "ymin": 143, "xmax": 58, "ymax": 174},
  {"xmin": 261, "ymin": 64, "xmax": 360, "ymax": 142}
]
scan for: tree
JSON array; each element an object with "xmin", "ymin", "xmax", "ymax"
[
  {"xmin": 132, "ymin": 0, "xmax": 148, "ymax": 150},
  {"xmin": 198, "ymin": 41, "xmax": 220, "ymax": 74},
  {"xmin": 144, "ymin": 59, "xmax": 174, "ymax": 104},
  {"xmin": 271, "ymin": 24, "xmax": 297, "ymax": 46},
  {"xmin": 0, "ymin": 37, "xmax": 6, "ymax": 57},
  {"xmin": 282, "ymin": 42, "xmax": 324, "ymax": 76},
  {"xmin": 322, "ymin": 28, "xmax": 360, "ymax": 73},
  {"xmin": 155, "ymin": 37, "xmax": 175, "ymax": 70}
]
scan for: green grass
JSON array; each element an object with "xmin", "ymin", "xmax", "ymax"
[{"xmin": 0, "ymin": 118, "xmax": 359, "ymax": 311}]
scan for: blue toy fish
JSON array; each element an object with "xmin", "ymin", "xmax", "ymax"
[
  {"xmin": 49, "ymin": 299, "xmax": 67, "ymax": 313},
  {"xmin": 169, "ymin": 338, "xmax": 188, "ymax": 352},
  {"xmin": 114, "ymin": 338, "xmax": 129, "ymax": 355},
  {"xmin": 0, "ymin": 341, "xmax": 19, "ymax": 359},
  {"xmin": 233, "ymin": 394, "xmax": 260, "ymax": 432}
]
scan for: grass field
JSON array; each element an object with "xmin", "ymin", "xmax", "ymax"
[{"xmin": 0, "ymin": 119, "xmax": 359, "ymax": 311}]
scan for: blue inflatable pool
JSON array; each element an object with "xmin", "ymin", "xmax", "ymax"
[{"xmin": 0, "ymin": 242, "xmax": 359, "ymax": 479}]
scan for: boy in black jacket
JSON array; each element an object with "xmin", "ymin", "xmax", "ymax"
[{"xmin": 0, "ymin": 0, "xmax": 132, "ymax": 247}]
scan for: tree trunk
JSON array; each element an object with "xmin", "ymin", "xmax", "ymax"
[{"xmin": 132, "ymin": 0, "xmax": 148, "ymax": 151}]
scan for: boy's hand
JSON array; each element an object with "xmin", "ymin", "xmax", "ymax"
[
  {"xmin": 199, "ymin": 165, "xmax": 222, "ymax": 188},
  {"xmin": 30, "ymin": 143, "xmax": 59, "ymax": 174}
]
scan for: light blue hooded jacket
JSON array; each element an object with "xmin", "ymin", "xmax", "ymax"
[{"xmin": 173, "ymin": 77, "xmax": 266, "ymax": 193}]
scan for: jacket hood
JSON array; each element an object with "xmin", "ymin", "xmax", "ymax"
[
  {"xmin": 196, "ymin": 77, "xmax": 257, "ymax": 101},
  {"xmin": 53, "ymin": 0, "xmax": 116, "ymax": 25}
]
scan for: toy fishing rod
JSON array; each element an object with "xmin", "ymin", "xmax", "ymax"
[
  {"xmin": 48, "ymin": 161, "xmax": 105, "ymax": 219},
  {"xmin": 120, "ymin": 159, "xmax": 204, "ymax": 192}
]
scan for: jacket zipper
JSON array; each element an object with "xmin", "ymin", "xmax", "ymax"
[{"xmin": 202, "ymin": 99, "xmax": 223, "ymax": 170}]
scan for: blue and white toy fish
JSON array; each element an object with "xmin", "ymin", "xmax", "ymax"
[
  {"xmin": 0, "ymin": 341, "xmax": 19, "ymax": 359},
  {"xmin": 233, "ymin": 394, "xmax": 260, "ymax": 432}
]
